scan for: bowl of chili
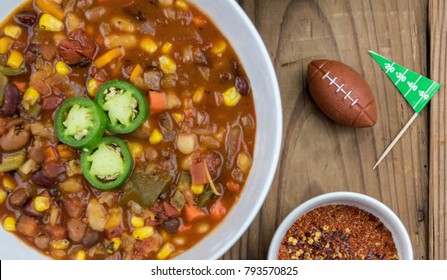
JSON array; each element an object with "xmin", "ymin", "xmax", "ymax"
[
  {"xmin": 268, "ymin": 192, "xmax": 413, "ymax": 260},
  {"xmin": 0, "ymin": 0, "xmax": 282, "ymax": 260}
]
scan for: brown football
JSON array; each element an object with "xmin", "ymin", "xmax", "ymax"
[{"xmin": 307, "ymin": 59, "xmax": 377, "ymax": 128}]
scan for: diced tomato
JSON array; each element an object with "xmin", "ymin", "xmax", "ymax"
[
  {"xmin": 163, "ymin": 202, "xmax": 179, "ymax": 218},
  {"xmin": 210, "ymin": 200, "xmax": 227, "ymax": 221},
  {"xmin": 42, "ymin": 95, "xmax": 63, "ymax": 110},
  {"xmin": 226, "ymin": 180, "xmax": 241, "ymax": 193},
  {"xmin": 190, "ymin": 160, "xmax": 209, "ymax": 186}
]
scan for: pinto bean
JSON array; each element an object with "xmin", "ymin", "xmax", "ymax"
[
  {"xmin": 1, "ymin": 83, "xmax": 21, "ymax": 117},
  {"xmin": 16, "ymin": 215, "xmax": 39, "ymax": 237},
  {"xmin": 9, "ymin": 187, "xmax": 34, "ymax": 207},
  {"xmin": 66, "ymin": 219, "xmax": 86, "ymax": 243},
  {"xmin": 44, "ymin": 225, "xmax": 67, "ymax": 240},
  {"xmin": 0, "ymin": 120, "xmax": 31, "ymax": 151},
  {"xmin": 34, "ymin": 235, "xmax": 50, "ymax": 250}
]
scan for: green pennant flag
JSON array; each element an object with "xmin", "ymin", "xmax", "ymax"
[{"xmin": 369, "ymin": 50, "xmax": 441, "ymax": 114}]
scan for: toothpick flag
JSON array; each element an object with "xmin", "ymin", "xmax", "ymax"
[{"xmin": 369, "ymin": 51, "xmax": 441, "ymax": 169}]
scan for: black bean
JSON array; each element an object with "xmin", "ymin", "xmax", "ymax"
[
  {"xmin": 31, "ymin": 170, "xmax": 55, "ymax": 188},
  {"xmin": 1, "ymin": 83, "xmax": 21, "ymax": 117},
  {"xmin": 163, "ymin": 218, "xmax": 180, "ymax": 234},
  {"xmin": 235, "ymin": 76, "xmax": 250, "ymax": 96},
  {"xmin": 82, "ymin": 229, "xmax": 99, "ymax": 248},
  {"xmin": 14, "ymin": 11, "xmax": 37, "ymax": 27}
]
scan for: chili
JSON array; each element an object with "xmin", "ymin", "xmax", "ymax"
[
  {"xmin": 95, "ymin": 80, "xmax": 149, "ymax": 134},
  {"xmin": 54, "ymin": 97, "xmax": 107, "ymax": 149},
  {"xmin": 80, "ymin": 136, "xmax": 133, "ymax": 190}
]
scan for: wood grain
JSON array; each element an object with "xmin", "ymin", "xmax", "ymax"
[
  {"xmin": 429, "ymin": 0, "xmax": 447, "ymax": 260},
  {"xmin": 226, "ymin": 0, "xmax": 429, "ymax": 260}
]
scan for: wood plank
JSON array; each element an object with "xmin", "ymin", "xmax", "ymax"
[
  {"xmin": 429, "ymin": 0, "xmax": 447, "ymax": 260},
  {"xmin": 226, "ymin": 0, "xmax": 428, "ymax": 260}
]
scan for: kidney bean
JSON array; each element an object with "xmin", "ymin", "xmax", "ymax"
[
  {"xmin": 235, "ymin": 76, "xmax": 250, "ymax": 96},
  {"xmin": 1, "ymin": 83, "xmax": 21, "ymax": 117},
  {"xmin": 14, "ymin": 11, "xmax": 37, "ymax": 27},
  {"xmin": 23, "ymin": 199, "xmax": 43, "ymax": 218},
  {"xmin": 31, "ymin": 169, "xmax": 55, "ymax": 188}
]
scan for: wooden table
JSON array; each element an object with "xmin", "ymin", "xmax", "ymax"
[{"xmin": 222, "ymin": 0, "xmax": 447, "ymax": 260}]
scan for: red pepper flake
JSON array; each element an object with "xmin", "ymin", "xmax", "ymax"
[{"xmin": 278, "ymin": 205, "xmax": 399, "ymax": 260}]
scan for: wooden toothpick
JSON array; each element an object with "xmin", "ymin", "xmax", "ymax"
[{"xmin": 373, "ymin": 112, "xmax": 419, "ymax": 169}]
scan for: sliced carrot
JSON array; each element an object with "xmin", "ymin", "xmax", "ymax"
[
  {"xmin": 43, "ymin": 146, "xmax": 59, "ymax": 163},
  {"xmin": 130, "ymin": 64, "xmax": 143, "ymax": 83},
  {"xmin": 12, "ymin": 81, "xmax": 27, "ymax": 93},
  {"xmin": 210, "ymin": 200, "xmax": 227, "ymax": 221},
  {"xmin": 148, "ymin": 90, "xmax": 167, "ymax": 116},
  {"xmin": 183, "ymin": 204, "xmax": 206, "ymax": 223}
]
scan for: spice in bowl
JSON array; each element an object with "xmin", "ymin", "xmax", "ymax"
[{"xmin": 278, "ymin": 204, "xmax": 399, "ymax": 260}]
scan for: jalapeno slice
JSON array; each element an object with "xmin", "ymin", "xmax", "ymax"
[
  {"xmin": 95, "ymin": 80, "xmax": 149, "ymax": 134},
  {"xmin": 54, "ymin": 97, "xmax": 107, "ymax": 149},
  {"xmin": 81, "ymin": 136, "xmax": 133, "ymax": 190}
]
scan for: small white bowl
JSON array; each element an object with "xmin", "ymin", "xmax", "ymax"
[{"xmin": 268, "ymin": 192, "xmax": 413, "ymax": 260}]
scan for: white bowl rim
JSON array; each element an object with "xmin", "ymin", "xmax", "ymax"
[{"xmin": 267, "ymin": 191, "xmax": 413, "ymax": 260}]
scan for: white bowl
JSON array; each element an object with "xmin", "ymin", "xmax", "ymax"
[
  {"xmin": 268, "ymin": 192, "xmax": 413, "ymax": 260},
  {"xmin": 0, "ymin": 0, "xmax": 282, "ymax": 259}
]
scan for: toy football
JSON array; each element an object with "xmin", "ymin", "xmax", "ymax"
[{"xmin": 307, "ymin": 59, "xmax": 377, "ymax": 128}]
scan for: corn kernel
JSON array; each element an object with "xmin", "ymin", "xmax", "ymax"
[
  {"xmin": 22, "ymin": 87, "xmax": 41, "ymax": 110},
  {"xmin": 222, "ymin": 86, "xmax": 241, "ymax": 107},
  {"xmin": 0, "ymin": 37, "xmax": 13, "ymax": 55},
  {"xmin": 87, "ymin": 78, "xmax": 99, "ymax": 98},
  {"xmin": 131, "ymin": 215, "xmax": 145, "ymax": 228},
  {"xmin": 6, "ymin": 49, "xmax": 24, "ymax": 69},
  {"xmin": 149, "ymin": 128, "xmax": 163, "ymax": 144},
  {"xmin": 161, "ymin": 42, "xmax": 173, "ymax": 54},
  {"xmin": 55, "ymin": 61, "xmax": 71, "ymax": 75},
  {"xmin": 159, "ymin": 55, "xmax": 176, "ymax": 74},
  {"xmin": 4, "ymin": 25, "xmax": 22, "ymax": 39},
  {"xmin": 191, "ymin": 184, "xmax": 204, "ymax": 195},
  {"xmin": 132, "ymin": 226, "xmax": 154, "ymax": 240},
  {"xmin": 73, "ymin": 249, "xmax": 86, "ymax": 260},
  {"xmin": 128, "ymin": 142, "xmax": 144, "ymax": 159},
  {"xmin": 171, "ymin": 112, "xmax": 184, "ymax": 124},
  {"xmin": 0, "ymin": 188, "xmax": 6, "ymax": 204},
  {"xmin": 105, "ymin": 207, "xmax": 122, "ymax": 230},
  {"xmin": 193, "ymin": 87, "xmax": 205, "ymax": 104},
  {"xmin": 107, "ymin": 237, "xmax": 121, "ymax": 254},
  {"xmin": 34, "ymin": 196, "xmax": 51, "ymax": 212},
  {"xmin": 51, "ymin": 239, "xmax": 70, "ymax": 250},
  {"xmin": 140, "ymin": 37, "xmax": 158, "ymax": 54},
  {"xmin": 175, "ymin": 0, "xmax": 189, "ymax": 10},
  {"xmin": 39, "ymin": 13, "xmax": 64, "ymax": 32},
  {"xmin": 157, "ymin": 242, "xmax": 175, "ymax": 260},
  {"xmin": 3, "ymin": 216, "xmax": 16, "ymax": 232},
  {"xmin": 3, "ymin": 175, "xmax": 17, "ymax": 191},
  {"xmin": 211, "ymin": 40, "xmax": 227, "ymax": 55}
]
